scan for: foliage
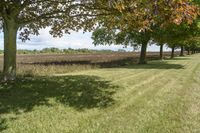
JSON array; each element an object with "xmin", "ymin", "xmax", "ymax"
[
  {"xmin": 0, "ymin": 0, "xmax": 101, "ymax": 39},
  {"xmin": 97, "ymin": 0, "xmax": 199, "ymax": 32},
  {"xmin": 152, "ymin": 16, "xmax": 200, "ymax": 53},
  {"xmin": 92, "ymin": 28, "xmax": 151, "ymax": 49}
]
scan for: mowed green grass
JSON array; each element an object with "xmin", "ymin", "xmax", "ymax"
[{"xmin": 0, "ymin": 54, "xmax": 200, "ymax": 133}]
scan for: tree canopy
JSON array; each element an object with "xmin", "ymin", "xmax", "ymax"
[
  {"xmin": 97, "ymin": 0, "xmax": 199, "ymax": 31},
  {"xmin": 0, "ymin": 0, "xmax": 102, "ymax": 39}
]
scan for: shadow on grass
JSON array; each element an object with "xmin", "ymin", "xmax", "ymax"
[
  {"xmin": 96, "ymin": 58, "xmax": 185, "ymax": 70},
  {"xmin": 123, "ymin": 61, "xmax": 185, "ymax": 69},
  {"xmin": 0, "ymin": 118, "xmax": 7, "ymax": 132},
  {"xmin": 165, "ymin": 57, "xmax": 190, "ymax": 61},
  {"xmin": 0, "ymin": 75, "xmax": 118, "ymax": 112},
  {"xmin": 0, "ymin": 75, "xmax": 119, "ymax": 131}
]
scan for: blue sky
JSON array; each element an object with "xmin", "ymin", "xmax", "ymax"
[{"xmin": 0, "ymin": 28, "xmax": 171, "ymax": 51}]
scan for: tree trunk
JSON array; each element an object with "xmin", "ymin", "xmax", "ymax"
[
  {"xmin": 192, "ymin": 50, "xmax": 195, "ymax": 54},
  {"xmin": 160, "ymin": 44, "xmax": 163, "ymax": 60},
  {"xmin": 180, "ymin": 46, "xmax": 184, "ymax": 56},
  {"xmin": 139, "ymin": 42, "xmax": 148, "ymax": 64},
  {"xmin": 3, "ymin": 19, "xmax": 18, "ymax": 81},
  {"xmin": 187, "ymin": 48, "xmax": 190, "ymax": 55},
  {"xmin": 171, "ymin": 46, "xmax": 175, "ymax": 59}
]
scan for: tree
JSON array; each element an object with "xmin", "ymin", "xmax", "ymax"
[
  {"xmin": 151, "ymin": 28, "xmax": 167, "ymax": 60},
  {"xmin": 135, "ymin": 31, "xmax": 151, "ymax": 64},
  {"xmin": 185, "ymin": 36, "xmax": 200, "ymax": 54},
  {"xmin": 92, "ymin": 28, "xmax": 151, "ymax": 64},
  {"xmin": 94, "ymin": 0, "xmax": 199, "ymax": 62},
  {"xmin": 153, "ymin": 18, "xmax": 200, "ymax": 58},
  {"xmin": 0, "ymin": 0, "xmax": 102, "ymax": 81},
  {"xmin": 185, "ymin": 40, "xmax": 199, "ymax": 54}
]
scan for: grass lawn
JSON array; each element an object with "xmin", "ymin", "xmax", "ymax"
[{"xmin": 0, "ymin": 54, "xmax": 200, "ymax": 133}]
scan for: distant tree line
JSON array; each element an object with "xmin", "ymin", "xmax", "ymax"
[{"xmin": 0, "ymin": 48, "xmax": 115, "ymax": 55}]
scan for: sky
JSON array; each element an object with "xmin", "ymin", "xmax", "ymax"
[{"xmin": 0, "ymin": 28, "xmax": 171, "ymax": 51}]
